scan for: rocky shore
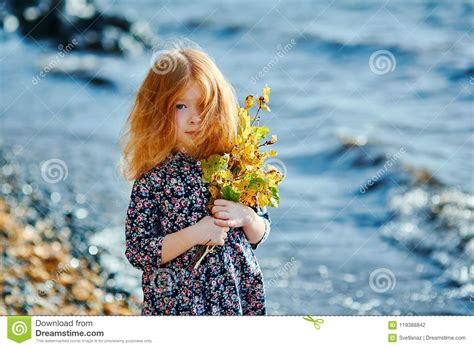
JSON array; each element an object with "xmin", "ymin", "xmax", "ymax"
[{"xmin": 0, "ymin": 145, "xmax": 141, "ymax": 315}]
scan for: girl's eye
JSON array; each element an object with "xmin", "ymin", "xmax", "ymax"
[{"xmin": 176, "ymin": 104, "xmax": 187, "ymax": 110}]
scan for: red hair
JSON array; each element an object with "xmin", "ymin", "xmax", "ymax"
[{"xmin": 120, "ymin": 48, "xmax": 238, "ymax": 181}]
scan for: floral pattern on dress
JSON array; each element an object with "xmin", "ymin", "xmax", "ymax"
[{"xmin": 124, "ymin": 151, "xmax": 271, "ymax": 315}]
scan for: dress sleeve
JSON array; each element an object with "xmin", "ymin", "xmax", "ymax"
[
  {"xmin": 124, "ymin": 175, "xmax": 165, "ymax": 272},
  {"xmin": 248, "ymin": 205, "xmax": 271, "ymax": 250}
]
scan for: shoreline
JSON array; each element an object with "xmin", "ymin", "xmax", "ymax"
[{"xmin": 0, "ymin": 144, "xmax": 141, "ymax": 315}]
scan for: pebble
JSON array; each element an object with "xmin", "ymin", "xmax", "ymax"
[{"xmin": 0, "ymin": 147, "xmax": 140, "ymax": 315}]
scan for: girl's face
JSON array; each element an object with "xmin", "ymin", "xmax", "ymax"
[{"xmin": 175, "ymin": 82, "xmax": 203, "ymax": 145}]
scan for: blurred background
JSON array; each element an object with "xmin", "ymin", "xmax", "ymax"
[{"xmin": 0, "ymin": 0, "xmax": 473, "ymax": 315}]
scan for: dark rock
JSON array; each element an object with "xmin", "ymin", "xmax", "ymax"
[{"xmin": 3, "ymin": 0, "xmax": 154, "ymax": 55}]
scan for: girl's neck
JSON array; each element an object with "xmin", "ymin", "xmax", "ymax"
[
  {"xmin": 173, "ymin": 147, "xmax": 194, "ymax": 161},
  {"xmin": 175, "ymin": 147, "xmax": 187, "ymax": 154}
]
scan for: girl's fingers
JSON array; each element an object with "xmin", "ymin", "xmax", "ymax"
[
  {"xmin": 213, "ymin": 219, "xmax": 227, "ymax": 227},
  {"xmin": 214, "ymin": 219, "xmax": 236, "ymax": 228},
  {"xmin": 214, "ymin": 199, "xmax": 229, "ymax": 206},
  {"xmin": 214, "ymin": 211, "xmax": 229, "ymax": 219},
  {"xmin": 211, "ymin": 205, "xmax": 227, "ymax": 214}
]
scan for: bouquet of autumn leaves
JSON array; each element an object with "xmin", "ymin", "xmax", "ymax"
[{"xmin": 193, "ymin": 85, "xmax": 284, "ymax": 269}]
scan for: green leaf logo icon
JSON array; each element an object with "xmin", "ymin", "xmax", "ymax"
[{"xmin": 7, "ymin": 316, "xmax": 32, "ymax": 343}]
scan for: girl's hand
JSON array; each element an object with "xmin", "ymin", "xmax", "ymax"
[
  {"xmin": 211, "ymin": 199, "xmax": 254, "ymax": 228},
  {"xmin": 193, "ymin": 216, "xmax": 230, "ymax": 246}
]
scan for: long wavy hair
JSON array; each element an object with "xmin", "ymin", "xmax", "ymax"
[{"xmin": 119, "ymin": 48, "xmax": 239, "ymax": 181}]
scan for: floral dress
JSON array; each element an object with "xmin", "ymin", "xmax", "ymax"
[{"xmin": 124, "ymin": 151, "xmax": 271, "ymax": 315}]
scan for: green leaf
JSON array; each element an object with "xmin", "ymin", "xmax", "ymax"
[
  {"xmin": 252, "ymin": 126, "xmax": 270, "ymax": 140},
  {"xmin": 269, "ymin": 197, "xmax": 279, "ymax": 208},
  {"xmin": 221, "ymin": 185, "xmax": 240, "ymax": 202},
  {"xmin": 269, "ymin": 186, "xmax": 279, "ymax": 197},
  {"xmin": 201, "ymin": 154, "xmax": 229, "ymax": 182},
  {"xmin": 269, "ymin": 186, "xmax": 280, "ymax": 207},
  {"xmin": 248, "ymin": 177, "xmax": 267, "ymax": 189}
]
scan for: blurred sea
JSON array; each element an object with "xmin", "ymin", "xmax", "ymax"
[{"xmin": 1, "ymin": 0, "xmax": 473, "ymax": 314}]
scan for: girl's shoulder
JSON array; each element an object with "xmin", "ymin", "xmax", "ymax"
[
  {"xmin": 151, "ymin": 152, "xmax": 176, "ymax": 174},
  {"xmin": 141, "ymin": 151, "xmax": 199, "ymax": 187}
]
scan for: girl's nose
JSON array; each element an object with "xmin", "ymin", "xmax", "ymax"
[{"xmin": 190, "ymin": 114, "xmax": 201, "ymax": 124}]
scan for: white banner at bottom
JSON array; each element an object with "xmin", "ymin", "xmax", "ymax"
[{"xmin": 1, "ymin": 315, "xmax": 472, "ymax": 347}]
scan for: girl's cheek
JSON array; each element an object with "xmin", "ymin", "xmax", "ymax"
[{"xmin": 175, "ymin": 110, "xmax": 188, "ymax": 131}]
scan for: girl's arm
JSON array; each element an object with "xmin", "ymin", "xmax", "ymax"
[
  {"xmin": 125, "ymin": 176, "xmax": 227, "ymax": 269},
  {"xmin": 162, "ymin": 216, "xmax": 231, "ymax": 263},
  {"xmin": 125, "ymin": 175, "xmax": 166, "ymax": 272},
  {"xmin": 160, "ymin": 225, "xmax": 198, "ymax": 264},
  {"xmin": 243, "ymin": 205, "xmax": 271, "ymax": 250},
  {"xmin": 125, "ymin": 175, "xmax": 204, "ymax": 270}
]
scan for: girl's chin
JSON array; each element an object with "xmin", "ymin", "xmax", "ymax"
[{"xmin": 177, "ymin": 137, "xmax": 198, "ymax": 149}]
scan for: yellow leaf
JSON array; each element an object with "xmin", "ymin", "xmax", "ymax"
[
  {"xmin": 268, "ymin": 149, "xmax": 278, "ymax": 157},
  {"xmin": 245, "ymin": 95, "xmax": 254, "ymax": 110},
  {"xmin": 257, "ymin": 97, "xmax": 271, "ymax": 111},
  {"xmin": 262, "ymin": 84, "xmax": 271, "ymax": 103}
]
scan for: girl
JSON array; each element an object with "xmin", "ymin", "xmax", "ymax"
[{"xmin": 120, "ymin": 48, "xmax": 271, "ymax": 315}]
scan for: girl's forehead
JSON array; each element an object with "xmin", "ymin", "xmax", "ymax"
[{"xmin": 179, "ymin": 82, "xmax": 203, "ymax": 101}]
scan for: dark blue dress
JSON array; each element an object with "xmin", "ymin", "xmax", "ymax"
[{"xmin": 124, "ymin": 151, "xmax": 271, "ymax": 315}]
